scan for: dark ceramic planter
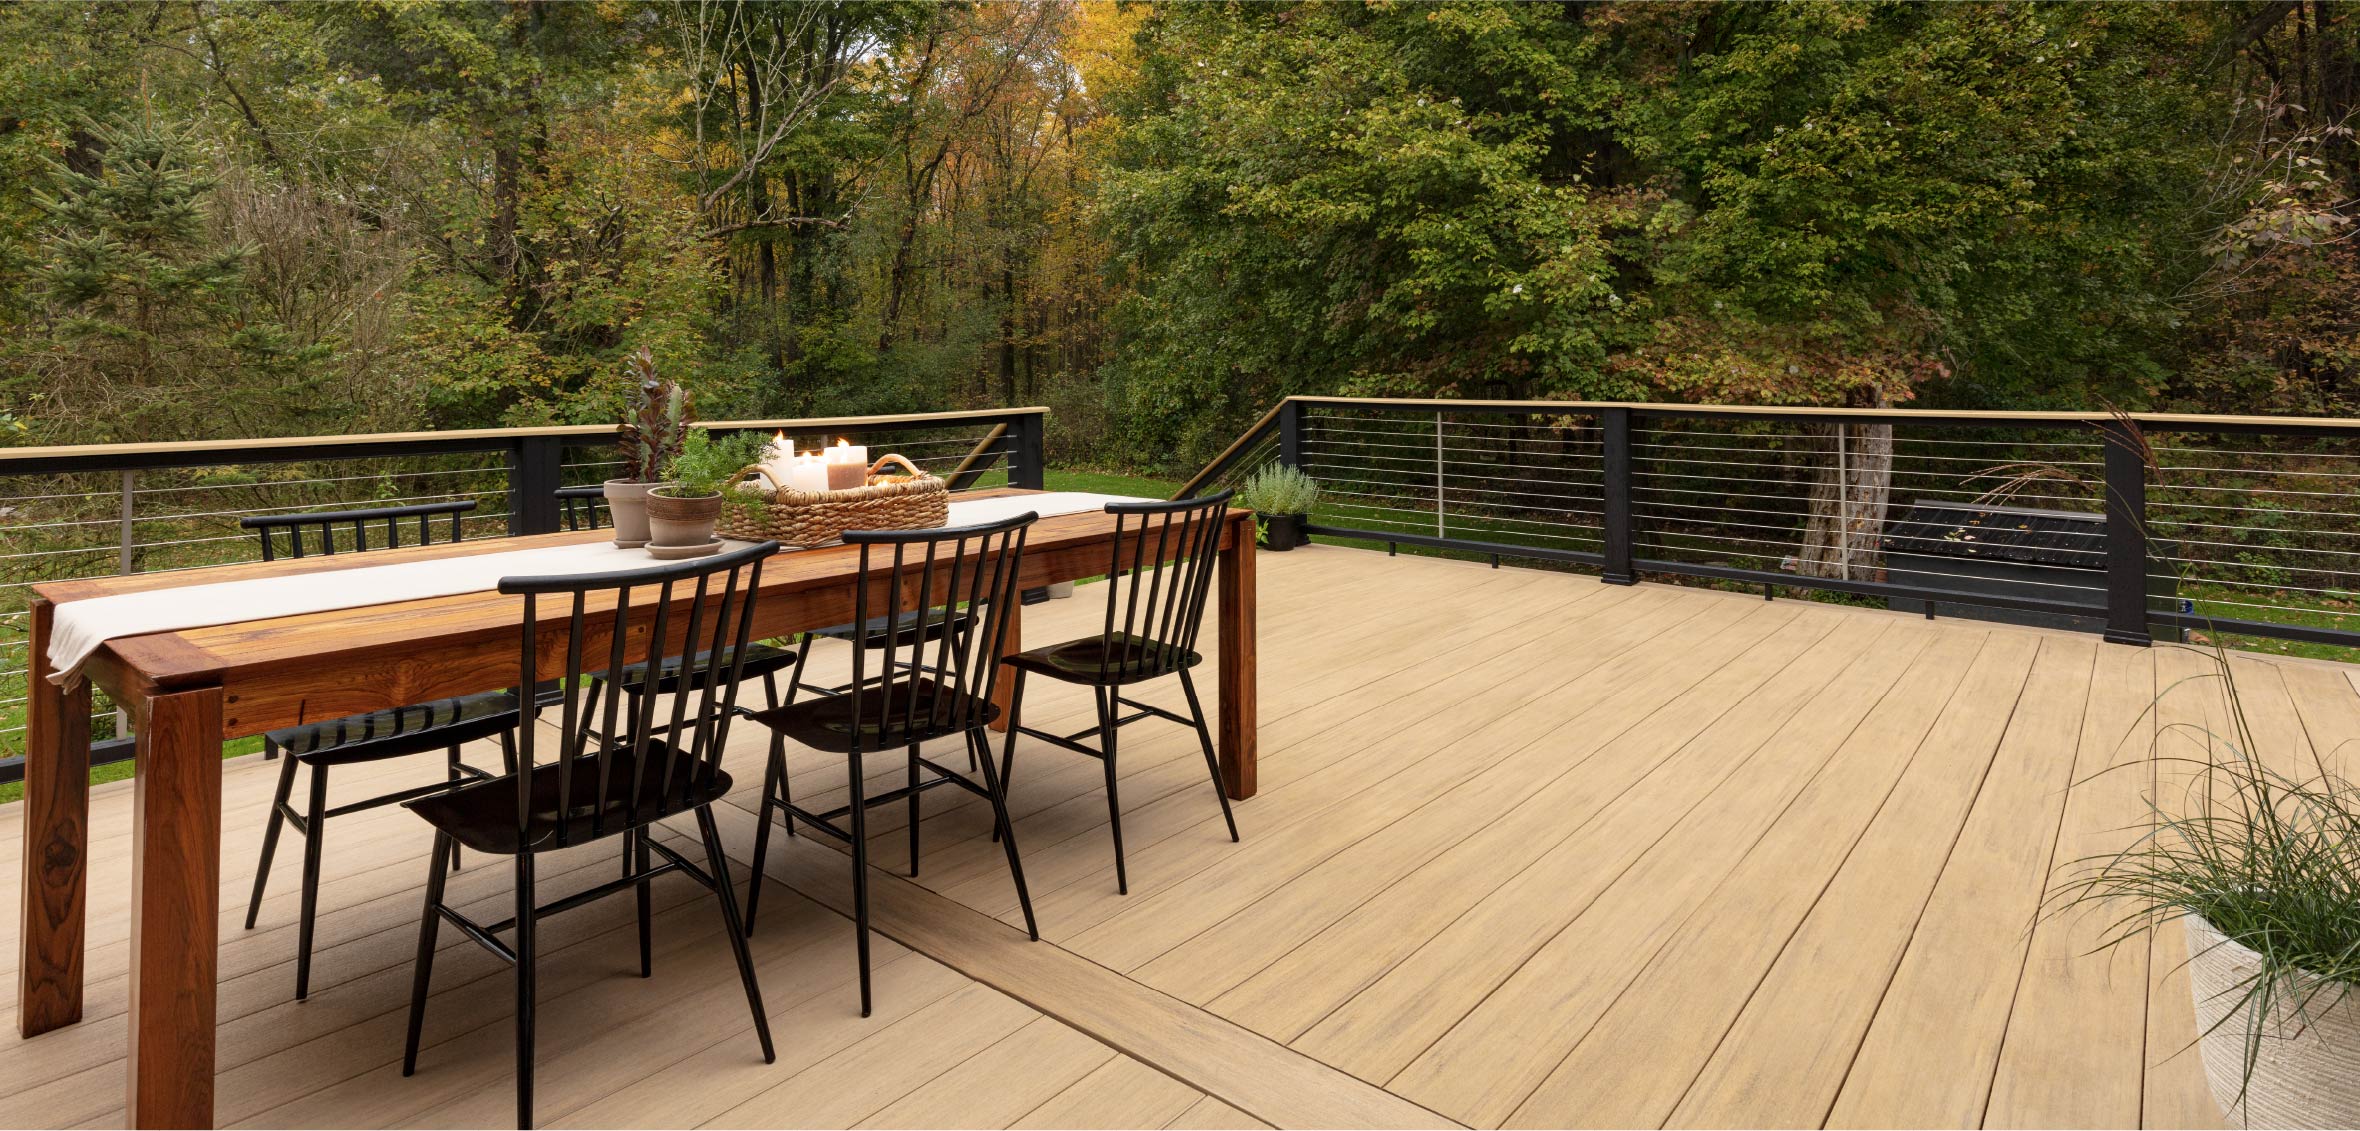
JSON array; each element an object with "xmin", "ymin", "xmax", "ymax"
[{"xmin": 1262, "ymin": 513, "xmax": 1306, "ymax": 551}]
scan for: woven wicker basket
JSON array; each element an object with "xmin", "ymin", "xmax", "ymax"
[{"xmin": 717, "ymin": 453, "xmax": 949, "ymax": 548}]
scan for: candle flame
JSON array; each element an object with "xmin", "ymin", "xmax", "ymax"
[{"xmin": 835, "ymin": 437, "xmax": 851, "ymax": 449}]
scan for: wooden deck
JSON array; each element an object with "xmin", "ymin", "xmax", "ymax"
[{"xmin": 10, "ymin": 543, "xmax": 2348, "ymax": 1129}]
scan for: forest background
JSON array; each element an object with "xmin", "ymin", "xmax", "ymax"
[{"xmin": 2, "ymin": 0, "xmax": 2357, "ymax": 473}]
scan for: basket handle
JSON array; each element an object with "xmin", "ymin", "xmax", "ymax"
[
  {"xmin": 868, "ymin": 453, "xmax": 927, "ymax": 481},
  {"xmin": 726, "ymin": 464, "xmax": 780, "ymax": 493}
]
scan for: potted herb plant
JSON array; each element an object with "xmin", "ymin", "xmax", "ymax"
[
  {"xmin": 608, "ymin": 346, "xmax": 691, "ymax": 548},
  {"xmin": 644, "ymin": 428, "xmax": 765, "ymax": 555},
  {"xmin": 1238, "ymin": 464, "xmax": 1320, "ymax": 551}
]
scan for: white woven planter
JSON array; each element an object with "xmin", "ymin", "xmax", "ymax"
[{"xmin": 2187, "ymin": 916, "xmax": 2360, "ymax": 1128}]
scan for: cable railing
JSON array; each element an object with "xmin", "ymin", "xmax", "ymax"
[
  {"xmin": 1188, "ymin": 396, "xmax": 2360, "ymax": 660},
  {"xmin": 0, "ymin": 407, "xmax": 1047, "ymax": 782}
]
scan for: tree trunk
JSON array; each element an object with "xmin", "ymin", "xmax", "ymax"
[{"xmin": 1796, "ymin": 421, "xmax": 1893, "ymax": 581}]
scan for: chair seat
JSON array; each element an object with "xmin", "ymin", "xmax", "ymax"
[
  {"xmin": 812, "ymin": 607, "xmax": 974, "ymax": 650},
  {"xmin": 606, "ymin": 641, "xmax": 800, "ymax": 696},
  {"xmin": 1007, "ymin": 633, "xmax": 1201, "ymax": 687},
  {"xmin": 405, "ymin": 741, "xmax": 733, "ymax": 855},
  {"xmin": 748, "ymin": 677, "xmax": 998, "ymax": 753},
  {"xmin": 270, "ymin": 692, "xmax": 521, "ymax": 766}
]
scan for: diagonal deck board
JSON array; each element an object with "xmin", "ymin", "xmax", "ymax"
[{"xmin": 9, "ymin": 545, "xmax": 2344, "ymax": 1128}]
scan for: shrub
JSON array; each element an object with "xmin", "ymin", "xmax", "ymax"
[{"xmin": 1238, "ymin": 464, "xmax": 1320, "ymax": 515}]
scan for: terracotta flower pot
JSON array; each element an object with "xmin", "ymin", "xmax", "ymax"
[
  {"xmin": 604, "ymin": 479, "xmax": 660, "ymax": 548},
  {"xmin": 644, "ymin": 489, "xmax": 724, "ymax": 552},
  {"xmin": 2187, "ymin": 915, "xmax": 2360, "ymax": 1128}
]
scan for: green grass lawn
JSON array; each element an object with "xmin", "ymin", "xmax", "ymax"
[{"xmin": 1042, "ymin": 468, "xmax": 1181, "ymax": 498}]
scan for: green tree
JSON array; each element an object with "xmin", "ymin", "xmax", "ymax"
[{"xmin": 7, "ymin": 110, "xmax": 312, "ymax": 440}]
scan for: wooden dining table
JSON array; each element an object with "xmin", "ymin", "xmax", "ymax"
[{"xmin": 14, "ymin": 489, "xmax": 1259, "ymax": 1129}]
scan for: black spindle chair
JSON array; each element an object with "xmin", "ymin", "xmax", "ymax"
[
  {"xmin": 400, "ymin": 540, "xmax": 781, "ymax": 1129},
  {"xmin": 236, "ymin": 499, "xmax": 520, "ymax": 1001},
  {"xmin": 998, "ymin": 493, "xmax": 1239, "ymax": 894},
  {"xmin": 742, "ymin": 513, "xmax": 1039, "ymax": 1016},
  {"xmin": 557, "ymin": 486, "xmax": 799, "ymax": 729},
  {"xmin": 555, "ymin": 484, "xmax": 608, "ymax": 531},
  {"xmin": 245, "ymin": 498, "xmax": 476, "ymax": 560}
]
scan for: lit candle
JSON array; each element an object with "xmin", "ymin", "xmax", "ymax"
[
  {"xmin": 787, "ymin": 450, "xmax": 830, "ymax": 494},
  {"xmin": 755, "ymin": 431, "xmax": 793, "ymax": 491},
  {"xmin": 824, "ymin": 437, "xmax": 868, "ymax": 491}
]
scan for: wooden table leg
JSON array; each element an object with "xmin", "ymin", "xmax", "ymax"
[
  {"xmin": 1217, "ymin": 515, "xmax": 1258, "ymax": 800},
  {"xmin": 19, "ymin": 598, "xmax": 91, "ymax": 1038},
  {"xmin": 127, "ymin": 684, "xmax": 224, "ymax": 1129},
  {"xmin": 990, "ymin": 598, "xmax": 1020, "ymax": 733}
]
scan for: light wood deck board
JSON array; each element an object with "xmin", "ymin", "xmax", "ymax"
[{"xmin": 8, "ymin": 545, "xmax": 2343, "ymax": 1128}]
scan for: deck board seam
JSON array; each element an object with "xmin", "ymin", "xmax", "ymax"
[
  {"xmin": 1977, "ymin": 638, "xmax": 2103, "ymax": 1130},
  {"xmin": 1487, "ymin": 622, "xmax": 1947, "ymax": 1127},
  {"xmin": 1818, "ymin": 635, "xmax": 2045, "ymax": 1129},
  {"xmin": 1086, "ymin": 590, "xmax": 1772, "ymax": 981},
  {"xmin": 1227, "ymin": 604, "xmax": 1843, "ymax": 1047},
  {"xmin": 1364, "ymin": 612, "xmax": 1887, "ymax": 1098},
  {"xmin": 716, "ymin": 810, "xmax": 1463, "ymax": 1130}
]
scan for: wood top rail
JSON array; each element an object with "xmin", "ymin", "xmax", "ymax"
[
  {"xmin": 1287, "ymin": 395, "xmax": 2360, "ymax": 432},
  {"xmin": 0, "ymin": 407, "xmax": 1050, "ymax": 470}
]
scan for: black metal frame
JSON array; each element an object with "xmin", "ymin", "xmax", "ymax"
[
  {"xmin": 1232, "ymin": 396, "xmax": 2360, "ymax": 653},
  {"xmin": 741, "ymin": 512, "xmax": 1040, "ymax": 1018},
  {"xmin": 1001, "ymin": 493, "xmax": 1240, "ymax": 895},
  {"xmin": 400, "ymin": 540, "xmax": 781, "ymax": 1130}
]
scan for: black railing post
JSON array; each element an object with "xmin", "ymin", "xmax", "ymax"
[
  {"xmin": 1010, "ymin": 412, "xmax": 1047, "ymax": 490},
  {"xmin": 510, "ymin": 436, "xmax": 565, "ymax": 536},
  {"xmin": 1600, "ymin": 407, "xmax": 1636, "ymax": 585},
  {"xmin": 1279, "ymin": 398, "xmax": 1303, "ymax": 469},
  {"xmin": 2100, "ymin": 419, "xmax": 2152, "ymax": 646}
]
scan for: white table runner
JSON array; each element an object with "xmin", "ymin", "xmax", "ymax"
[{"xmin": 47, "ymin": 491, "xmax": 1149, "ymax": 686}]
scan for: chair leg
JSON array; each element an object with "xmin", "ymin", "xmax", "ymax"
[
  {"xmin": 745, "ymin": 732, "xmax": 788, "ymax": 937},
  {"xmin": 786, "ymin": 633, "xmax": 815, "ymax": 702},
  {"xmin": 993, "ymin": 671, "xmax": 1026, "ymax": 844},
  {"xmin": 403, "ymin": 831, "xmax": 453, "ymax": 1077},
  {"xmin": 498, "ymin": 727, "xmax": 518, "ymax": 776},
  {"xmin": 1096, "ymin": 688, "xmax": 1128, "ymax": 895},
  {"xmin": 514, "ymin": 851, "xmax": 538, "ymax": 1131},
  {"xmin": 1178, "ymin": 669, "xmax": 1240, "ymax": 843},
  {"xmin": 446, "ymin": 743, "xmax": 465, "ymax": 873},
  {"xmin": 632, "ymin": 829, "xmax": 653, "ymax": 978},
  {"xmin": 906, "ymin": 742, "xmax": 922, "ymax": 878},
  {"xmin": 296, "ymin": 762, "xmax": 329, "ymax": 1000},
  {"xmin": 696, "ymin": 805, "xmax": 776, "ymax": 1064},
  {"xmin": 246, "ymin": 748, "xmax": 298, "ymax": 930},
  {"xmin": 847, "ymin": 748, "xmax": 872, "ymax": 1017},
  {"xmin": 971, "ymin": 727, "xmax": 1037, "ymax": 940}
]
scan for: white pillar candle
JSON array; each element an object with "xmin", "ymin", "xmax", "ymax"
[
  {"xmin": 756, "ymin": 431, "xmax": 794, "ymax": 491},
  {"xmin": 824, "ymin": 438, "xmax": 868, "ymax": 491},
  {"xmin": 787, "ymin": 451, "xmax": 831, "ymax": 494}
]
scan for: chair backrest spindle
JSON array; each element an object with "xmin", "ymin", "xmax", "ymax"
[
  {"xmin": 499, "ymin": 540, "xmax": 778, "ymax": 849},
  {"xmin": 1095, "ymin": 492, "xmax": 1232, "ymax": 683},
  {"xmin": 843, "ymin": 513, "xmax": 1035, "ymax": 752},
  {"xmin": 243, "ymin": 499, "xmax": 477, "ymax": 561}
]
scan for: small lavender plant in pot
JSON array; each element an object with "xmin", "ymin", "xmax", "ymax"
[
  {"xmin": 608, "ymin": 347, "xmax": 691, "ymax": 548},
  {"xmin": 1238, "ymin": 465, "xmax": 1320, "ymax": 551}
]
